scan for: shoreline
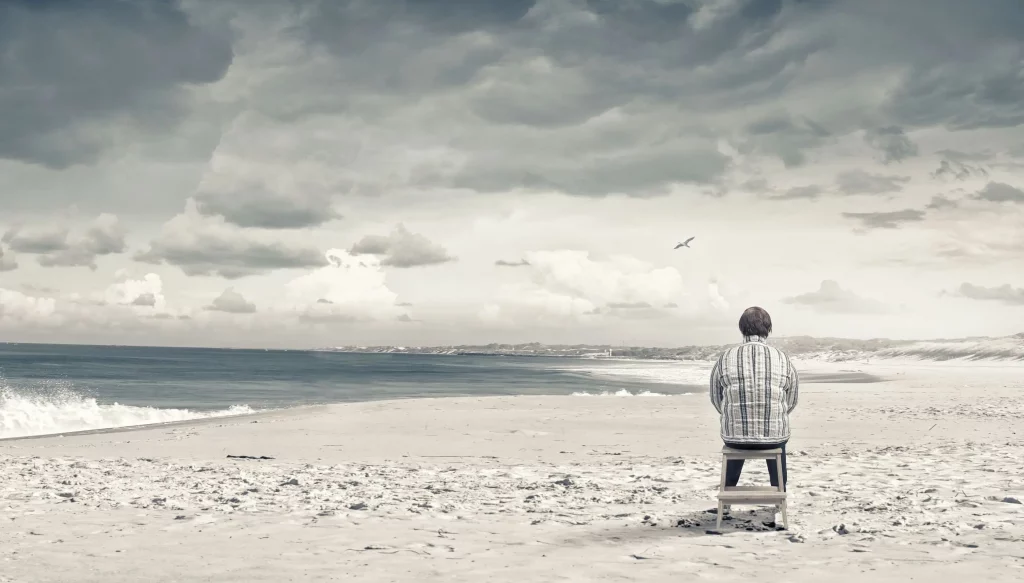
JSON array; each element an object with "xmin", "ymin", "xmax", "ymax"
[
  {"xmin": 0, "ymin": 366, "xmax": 885, "ymax": 443},
  {"xmin": 0, "ymin": 404, "xmax": 322, "ymax": 443}
]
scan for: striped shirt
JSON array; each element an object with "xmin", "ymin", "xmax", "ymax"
[{"xmin": 709, "ymin": 335, "xmax": 799, "ymax": 445}]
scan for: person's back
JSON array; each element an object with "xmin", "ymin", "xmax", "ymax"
[{"xmin": 710, "ymin": 306, "xmax": 798, "ymax": 489}]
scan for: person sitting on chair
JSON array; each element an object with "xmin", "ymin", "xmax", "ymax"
[{"xmin": 710, "ymin": 306, "xmax": 799, "ymax": 491}]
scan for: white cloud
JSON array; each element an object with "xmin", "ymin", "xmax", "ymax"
[
  {"xmin": 0, "ymin": 288, "xmax": 58, "ymax": 323},
  {"xmin": 480, "ymin": 250, "xmax": 731, "ymax": 326},
  {"xmin": 479, "ymin": 289, "xmax": 598, "ymax": 327},
  {"xmin": 782, "ymin": 280, "xmax": 887, "ymax": 314},
  {"xmin": 708, "ymin": 280, "xmax": 730, "ymax": 311},
  {"xmin": 525, "ymin": 250, "xmax": 723, "ymax": 312},
  {"xmin": 103, "ymin": 273, "xmax": 167, "ymax": 311},
  {"xmin": 282, "ymin": 249, "xmax": 405, "ymax": 322}
]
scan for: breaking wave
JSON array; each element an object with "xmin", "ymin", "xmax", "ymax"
[
  {"xmin": 570, "ymin": 389, "xmax": 672, "ymax": 397},
  {"xmin": 558, "ymin": 361, "xmax": 712, "ymax": 386},
  {"xmin": 0, "ymin": 386, "xmax": 255, "ymax": 439}
]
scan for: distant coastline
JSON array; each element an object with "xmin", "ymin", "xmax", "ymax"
[{"xmin": 322, "ymin": 333, "xmax": 1024, "ymax": 362}]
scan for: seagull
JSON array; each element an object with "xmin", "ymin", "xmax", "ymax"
[{"xmin": 674, "ymin": 236, "xmax": 695, "ymax": 249}]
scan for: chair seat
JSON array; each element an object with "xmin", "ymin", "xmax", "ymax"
[
  {"xmin": 723, "ymin": 486, "xmax": 780, "ymax": 492},
  {"xmin": 721, "ymin": 446, "xmax": 783, "ymax": 459},
  {"xmin": 718, "ymin": 490, "xmax": 787, "ymax": 502}
]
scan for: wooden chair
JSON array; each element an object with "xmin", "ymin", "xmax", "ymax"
[{"xmin": 716, "ymin": 446, "xmax": 788, "ymax": 531}]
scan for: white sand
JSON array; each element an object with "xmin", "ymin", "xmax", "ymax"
[{"xmin": 2, "ymin": 360, "xmax": 1023, "ymax": 582}]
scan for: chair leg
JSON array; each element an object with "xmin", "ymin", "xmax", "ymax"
[
  {"xmin": 716, "ymin": 454, "xmax": 727, "ymax": 530},
  {"xmin": 775, "ymin": 452, "xmax": 788, "ymax": 530},
  {"xmin": 776, "ymin": 453, "xmax": 785, "ymax": 492},
  {"xmin": 719, "ymin": 454, "xmax": 728, "ymax": 490}
]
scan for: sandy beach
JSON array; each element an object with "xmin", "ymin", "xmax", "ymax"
[{"xmin": 2, "ymin": 359, "xmax": 1023, "ymax": 582}]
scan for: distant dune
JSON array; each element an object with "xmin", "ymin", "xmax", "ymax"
[
  {"xmin": 776, "ymin": 333, "xmax": 1024, "ymax": 362},
  {"xmin": 327, "ymin": 333, "xmax": 1024, "ymax": 363}
]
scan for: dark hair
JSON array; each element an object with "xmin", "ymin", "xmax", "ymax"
[{"xmin": 738, "ymin": 306, "xmax": 772, "ymax": 337}]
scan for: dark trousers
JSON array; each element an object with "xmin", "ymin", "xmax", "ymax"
[{"xmin": 724, "ymin": 441, "xmax": 788, "ymax": 490}]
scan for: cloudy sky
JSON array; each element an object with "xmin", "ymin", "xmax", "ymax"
[{"xmin": 2, "ymin": 0, "xmax": 1023, "ymax": 349}]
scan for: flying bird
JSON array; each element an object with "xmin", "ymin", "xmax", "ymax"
[{"xmin": 674, "ymin": 237, "xmax": 695, "ymax": 249}]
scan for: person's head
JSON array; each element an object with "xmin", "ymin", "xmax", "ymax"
[{"xmin": 738, "ymin": 306, "xmax": 772, "ymax": 338}]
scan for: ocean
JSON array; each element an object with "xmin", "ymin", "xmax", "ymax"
[{"xmin": 0, "ymin": 343, "xmax": 712, "ymax": 439}]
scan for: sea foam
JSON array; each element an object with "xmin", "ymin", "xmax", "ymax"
[
  {"xmin": 0, "ymin": 387, "xmax": 254, "ymax": 439},
  {"xmin": 571, "ymin": 389, "xmax": 671, "ymax": 397},
  {"xmin": 559, "ymin": 361, "xmax": 713, "ymax": 386}
]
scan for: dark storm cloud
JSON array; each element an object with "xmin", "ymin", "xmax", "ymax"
[
  {"xmin": 135, "ymin": 199, "xmax": 328, "ymax": 278},
  {"xmin": 864, "ymin": 126, "xmax": 918, "ymax": 164},
  {"xmin": 973, "ymin": 182, "xmax": 1024, "ymax": 203},
  {"xmin": 194, "ymin": 187, "xmax": 341, "ymax": 229},
  {"xmin": 932, "ymin": 159, "xmax": 989, "ymax": 181},
  {"xmin": 301, "ymin": 0, "xmax": 537, "ymax": 48},
  {"xmin": 37, "ymin": 249, "xmax": 107, "ymax": 269},
  {"xmin": 278, "ymin": 0, "xmax": 534, "ymax": 109},
  {"xmin": 257, "ymin": 0, "xmax": 1024, "ymax": 198},
  {"xmin": 925, "ymin": 195, "xmax": 959, "ymax": 210},
  {"xmin": 0, "ymin": 246, "xmax": 17, "ymax": 272},
  {"xmin": 841, "ymin": 209, "xmax": 925, "ymax": 229},
  {"xmin": 136, "ymin": 241, "xmax": 323, "ymax": 279},
  {"xmin": 0, "ymin": 0, "xmax": 233, "ymax": 168},
  {"xmin": 886, "ymin": 58, "xmax": 1024, "ymax": 131},
  {"xmin": 770, "ymin": 185, "xmax": 823, "ymax": 200},
  {"xmin": 257, "ymin": 0, "xmax": 831, "ymax": 195},
  {"xmin": 952, "ymin": 283, "xmax": 1024, "ymax": 305},
  {"xmin": 136, "ymin": 225, "xmax": 324, "ymax": 279},
  {"xmin": 739, "ymin": 178, "xmax": 771, "ymax": 193},
  {"xmin": 2, "ymin": 226, "xmax": 69, "ymax": 253},
  {"xmin": 868, "ymin": 0, "xmax": 1024, "ymax": 130},
  {"xmin": 446, "ymin": 143, "xmax": 731, "ymax": 196},
  {"xmin": 349, "ymin": 224, "xmax": 455, "ymax": 268},
  {"xmin": 936, "ymin": 149, "xmax": 996, "ymax": 162},
  {"xmin": 738, "ymin": 115, "xmax": 832, "ymax": 167},
  {"xmin": 37, "ymin": 214, "xmax": 127, "ymax": 269},
  {"xmin": 7, "ymin": 0, "xmax": 1024, "ymax": 220},
  {"xmin": 206, "ymin": 288, "xmax": 257, "ymax": 314},
  {"xmin": 836, "ymin": 170, "xmax": 911, "ymax": 195},
  {"xmin": 2, "ymin": 214, "xmax": 126, "ymax": 269}
]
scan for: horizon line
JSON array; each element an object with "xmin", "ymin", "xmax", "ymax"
[{"xmin": 2, "ymin": 332, "xmax": 1020, "ymax": 353}]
